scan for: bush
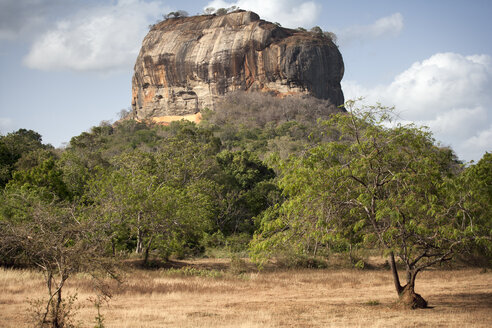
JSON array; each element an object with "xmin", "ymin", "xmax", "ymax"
[
  {"xmin": 208, "ymin": 91, "xmax": 340, "ymax": 129},
  {"xmin": 164, "ymin": 10, "xmax": 188, "ymax": 19},
  {"xmin": 276, "ymin": 253, "xmax": 328, "ymax": 269},
  {"xmin": 229, "ymin": 255, "xmax": 249, "ymax": 275},
  {"xmin": 226, "ymin": 233, "xmax": 252, "ymax": 254}
]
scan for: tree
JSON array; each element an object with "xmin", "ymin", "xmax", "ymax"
[
  {"xmin": 0, "ymin": 129, "xmax": 50, "ymax": 187},
  {"xmin": 7, "ymin": 156, "xmax": 72, "ymax": 201},
  {"xmin": 88, "ymin": 151, "xmax": 166, "ymax": 263},
  {"xmin": 214, "ymin": 150, "xmax": 278, "ymax": 235},
  {"xmin": 88, "ymin": 150, "xmax": 214, "ymax": 264},
  {"xmin": 204, "ymin": 7, "xmax": 215, "ymax": 15},
  {"xmin": 0, "ymin": 189, "xmax": 115, "ymax": 327},
  {"xmin": 310, "ymin": 26, "xmax": 323, "ymax": 35},
  {"xmin": 252, "ymin": 101, "xmax": 491, "ymax": 308},
  {"xmin": 164, "ymin": 10, "xmax": 189, "ymax": 19},
  {"xmin": 215, "ymin": 8, "xmax": 228, "ymax": 15},
  {"xmin": 446, "ymin": 152, "xmax": 492, "ymax": 263},
  {"xmin": 323, "ymin": 31, "xmax": 338, "ymax": 45}
]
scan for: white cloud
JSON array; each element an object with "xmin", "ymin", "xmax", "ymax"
[
  {"xmin": 0, "ymin": 0, "xmax": 79, "ymax": 41},
  {"xmin": 205, "ymin": 0, "xmax": 321, "ymax": 28},
  {"xmin": 463, "ymin": 125, "xmax": 492, "ymax": 161},
  {"xmin": 342, "ymin": 52, "xmax": 492, "ymax": 162},
  {"xmin": 338, "ymin": 13, "xmax": 403, "ymax": 45},
  {"xmin": 23, "ymin": 0, "xmax": 168, "ymax": 73}
]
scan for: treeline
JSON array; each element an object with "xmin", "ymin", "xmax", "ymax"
[
  {"xmin": 0, "ymin": 93, "xmax": 343, "ymax": 267},
  {"xmin": 0, "ymin": 92, "xmax": 490, "ymax": 316},
  {"xmin": 1, "ymin": 93, "xmax": 490, "ymax": 268}
]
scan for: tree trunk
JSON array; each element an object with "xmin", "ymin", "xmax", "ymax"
[
  {"xmin": 111, "ymin": 238, "xmax": 116, "ymax": 256},
  {"xmin": 136, "ymin": 213, "xmax": 143, "ymax": 254},
  {"xmin": 143, "ymin": 236, "xmax": 153, "ymax": 266},
  {"xmin": 53, "ymin": 287, "xmax": 62, "ymax": 328},
  {"xmin": 42, "ymin": 273, "xmax": 54, "ymax": 325},
  {"xmin": 389, "ymin": 252, "xmax": 403, "ymax": 294},
  {"xmin": 136, "ymin": 229, "xmax": 143, "ymax": 254},
  {"xmin": 397, "ymin": 282, "xmax": 428, "ymax": 309},
  {"xmin": 389, "ymin": 252, "xmax": 427, "ymax": 309}
]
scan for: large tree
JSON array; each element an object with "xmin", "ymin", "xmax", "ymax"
[
  {"xmin": 88, "ymin": 150, "xmax": 214, "ymax": 264},
  {"xmin": 252, "ymin": 101, "xmax": 491, "ymax": 308}
]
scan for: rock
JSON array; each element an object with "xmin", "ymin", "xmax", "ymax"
[{"xmin": 131, "ymin": 10, "xmax": 344, "ymax": 123}]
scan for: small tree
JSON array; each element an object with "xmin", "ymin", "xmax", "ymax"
[
  {"xmin": 215, "ymin": 8, "xmax": 228, "ymax": 16},
  {"xmin": 310, "ymin": 26, "xmax": 323, "ymax": 35},
  {"xmin": 0, "ymin": 189, "xmax": 116, "ymax": 327},
  {"xmin": 323, "ymin": 31, "xmax": 337, "ymax": 45},
  {"xmin": 204, "ymin": 7, "xmax": 215, "ymax": 15},
  {"xmin": 252, "ymin": 101, "xmax": 491, "ymax": 308},
  {"xmin": 164, "ymin": 10, "xmax": 189, "ymax": 20}
]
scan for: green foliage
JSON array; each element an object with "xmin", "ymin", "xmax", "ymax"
[
  {"xmin": 87, "ymin": 149, "xmax": 215, "ymax": 263},
  {"xmin": 164, "ymin": 266, "xmax": 223, "ymax": 278},
  {"xmin": 354, "ymin": 260, "xmax": 365, "ymax": 270},
  {"xmin": 90, "ymin": 295, "xmax": 107, "ymax": 328},
  {"xmin": 229, "ymin": 255, "xmax": 248, "ymax": 275},
  {"xmin": 0, "ymin": 129, "xmax": 51, "ymax": 187},
  {"xmin": 2, "ymin": 93, "xmax": 489, "ymax": 288},
  {"xmin": 446, "ymin": 152, "xmax": 492, "ymax": 263},
  {"xmin": 276, "ymin": 253, "xmax": 329, "ymax": 269},
  {"xmin": 7, "ymin": 156, "xmax": 71, "ymax": 201},
  {"xmin": 251, "ymin": 101, "xmax": 490, "ymax": 282},
  {"xmin": 217, "ymin": 150, "xmax": 274, "ymax": 189},
  {"xmin": 213, "ymin": 150, "xmax": 279, "ymax": 235}
]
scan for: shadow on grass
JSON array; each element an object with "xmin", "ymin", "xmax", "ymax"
[
  {"xmin": 122, "ymin": 258, "xmax": 232, "ymax": 271},
  {"xmin": 432, "ymin": 292, "xmax": 492, "ymax": 310}
]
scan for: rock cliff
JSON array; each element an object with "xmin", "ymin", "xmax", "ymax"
[{"xmin": 131, "ymin": 11, "xmax": 344, "ymax": 123}]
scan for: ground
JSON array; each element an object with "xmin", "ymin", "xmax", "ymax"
[{"xmin": 0, "ymin": 258, "xmax": 491, "ymax": 327}]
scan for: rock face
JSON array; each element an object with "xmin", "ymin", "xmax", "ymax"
[{"xmin": 131, "ymin": 11, "xmax": 344, "ymax": 122}]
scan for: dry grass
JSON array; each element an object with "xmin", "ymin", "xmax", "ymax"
[{"xmin": 1, "ymin": 259, "xmax": 491, "ymax": 327}]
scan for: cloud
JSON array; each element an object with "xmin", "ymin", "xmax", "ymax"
[
  {"xmin": 0, "ymin": 0, "xmax": 78, "ymax": 41},
  {"xmin": 338, "ymin": 13, "xmax": 403, "ymax": 45},
  {"xmin": 342, "ymin": 53, "xmax": 492, "ymax": 162},
  {"xmin": 204, "ymin": 0, "xmax": 321, "ymax": 28},
  {"xmin": 23, "ymin": 0, "xmax": 168, "ymax": 73}
]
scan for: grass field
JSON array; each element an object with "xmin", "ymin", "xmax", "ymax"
[{"xmin": 1, "ymin": 258, "xmax": 491, "ymax": 327}]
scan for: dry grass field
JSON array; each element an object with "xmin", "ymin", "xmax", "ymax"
[{"xmin": 1, "ymin": 258, "xmax": 491, "ymax": 327}]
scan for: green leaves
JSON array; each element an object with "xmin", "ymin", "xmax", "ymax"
[{"xmin": 251, "ymin": 100, "xmax": 490, "ymax": 272}]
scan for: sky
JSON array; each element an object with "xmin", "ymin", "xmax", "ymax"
[{"xmin": 0, "ymin": 0, "xmax": 491, "ymax": 162}]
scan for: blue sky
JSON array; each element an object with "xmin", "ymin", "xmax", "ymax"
[{"xmin": 1, "ymin": 0, "xmax": 491, "ymax": 162}]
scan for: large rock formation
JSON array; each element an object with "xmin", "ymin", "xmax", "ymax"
[{"xmin": 131, "ymin": 11, "xmax": 344, "ymax": 123}]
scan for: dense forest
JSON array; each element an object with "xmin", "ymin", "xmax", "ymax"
[{"xmin": 0, "ymin": 92, "xmax": 491, "ymax": 320}]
